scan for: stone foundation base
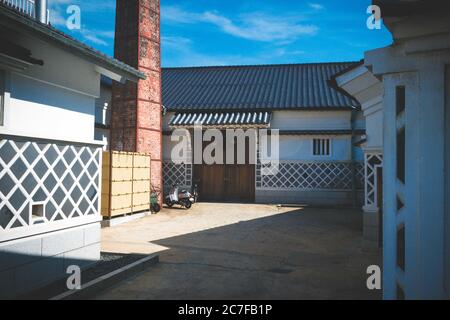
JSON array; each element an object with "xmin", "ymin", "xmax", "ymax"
[
  {"xmin": 255, "ymin": 189, "xmax": 364, "ymax": 206},
  {"xmin": 362, "ymin": 209, "xmax": 382, "ymax": 248},
  {"xmin": 0, "ymin": 222, "xmax": 101, "ymax": 299}
]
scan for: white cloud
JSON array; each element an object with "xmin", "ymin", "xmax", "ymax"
[
  {"xmin": 79, "ymin": 30, "xmax": 108, "ymax": 46},
  {"xmin": 163, "ymin": 36, "xmax": 192, "ymax": 50},
  {"xmin": 203, "ymin": 12, "xmax": 317, "ymax": 42},
  {"xmin": 162, "ymin": 6, "xmax": 202, "ymax": 24},
  {"xmin": 49, "ymin": 0, "xmax": 73, "ymax": 5},
  {"xmin": 161, "ymin": 6, "xmax": 318, "ymax": 43},
  {"xmin": 49, "ymin": 8, "xmax": 67, "ymax": 27},
  {"xmin": 163, "ymin": 35, "xmax": 257, "ymax": 66},
  {"xmin": 48, "ymin": 1, "xmax": 115, "ymax": 47},
  {"xmin": 162, "ymin": 34, "xmax": 306, "ymax": 67},
  {"xmin": 308, "ymin": 3, "xmax": 325, "ymax": 10}
]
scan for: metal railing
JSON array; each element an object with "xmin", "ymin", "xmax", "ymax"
[{"xmin": 1, "ymin": 0, "xmax": 35, "ymax": 18}]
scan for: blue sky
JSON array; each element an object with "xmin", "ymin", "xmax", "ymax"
[{"xmin": 49, "ymin": 0, "xmax": 392, "ymax": 67}]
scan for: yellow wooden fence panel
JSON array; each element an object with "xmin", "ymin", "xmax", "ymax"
[
  {"xmin": 133, "ymin": 180, "xmax": 151, "ymax": 193},
  {"xmin": 133, "ymin": 154, "xmax": 151, "ymax": 168},
  {"xmin": 101, "ymin": 151, "xmax": 151, "ymax": 218},
  {"xmin": 112, "ymin": 151, "xmax": 134, "ymax": 168},
  {"xmin": 133, "ymin": 168, "xmax": 150, "ymax": 180}
]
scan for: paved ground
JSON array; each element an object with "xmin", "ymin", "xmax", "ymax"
[{"xmin": 96, "ymin": 203, "xmax": 381, "ymax": 300}]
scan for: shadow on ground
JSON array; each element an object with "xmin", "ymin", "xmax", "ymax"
[{"xmin": 96, "ymin": 205, "xmax": 382, "ymax": 300}]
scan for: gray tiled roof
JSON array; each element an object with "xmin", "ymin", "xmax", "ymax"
[{"xmin": 162, "ymin": 62, "xmax": 360, "ymax": 112}]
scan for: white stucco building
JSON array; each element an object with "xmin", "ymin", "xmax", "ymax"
[
  {"xmin": 0, "ymin": 1, "xmax": 143, "ymax": 298},
  {"xmin": 337, "ymin": 0, "xmax": 450, "ymax": 299},
  {"xmin": 161, "ymin": 63, "xmax": 366, "ymax": 205},
  {"xmin": 97, "ymin": 63, "xmax": 366, "ymax": 205},
  {"xmin": 332, "ymin": 63, "xmax": 384, "ymax": 247}
]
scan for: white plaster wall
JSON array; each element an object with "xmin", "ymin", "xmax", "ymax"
[
  {"xmin": 163, "ymin": 132, "xmax": 353, "ymax": 162},
  {"xmin": 365, "ymin": 110, "xmax": 383, "ymax": 149},
  {"xmin": 2, "ymin": 72, "xmax": 96, "ymax": 143},
  {"xmin": 163, "ymin": 110, "xmax": 357, "ymax": 162},
  {"xmin": 270, "ymin": 110, "xmax": 352, "ymax": 130},
  {"xmin": 0, "ymin": 28, "xmax": 105, "ymax": 144},
  {"xmin": 13, "ymin": 31, "xmax": 100, "ymax": 97},
  {"xmin": 260, "ymin": 135, "xmax": 352, "ymax": 161},
  {"xmin": 379, "ymin": 62, "xmax": 447, "ymax": 299}
]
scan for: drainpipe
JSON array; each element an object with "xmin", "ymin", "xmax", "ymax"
[{"xmin": 35, "ymin": 0, "xmax": 48, "ymax": 24}]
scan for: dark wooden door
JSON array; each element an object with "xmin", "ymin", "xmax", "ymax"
[
  {"xmin": 194, "ymin": 131, "xmax": 255, "ymax": 202},
  {"xmin": 194, "ymin": 164, "xmax": 225, "ymax": 202},
  {"xmin": 224, "ymin": 165, "xmax": 255, "ymax": 202}
]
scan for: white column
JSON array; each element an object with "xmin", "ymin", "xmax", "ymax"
[{"xmin": 413, "ymin": 63, "xmax": 445, "ymax": 299}]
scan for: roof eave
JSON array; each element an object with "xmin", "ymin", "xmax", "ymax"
[
  {"xmin": 165, "ymin": 106, "xmax": 358, "ymax": 113},
  {"xmin": 327, "ymin": 61, "xmax": 366, "ymax": 104},
  {"xmin": 0, "ymin": 4, "xmax": 146, "ymax": 83}
]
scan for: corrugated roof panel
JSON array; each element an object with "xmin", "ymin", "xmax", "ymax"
[{"xmin": 169, "ymin": 111, "xmax": 271, "ymax": 128}]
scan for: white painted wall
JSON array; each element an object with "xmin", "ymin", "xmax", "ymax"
[
  {"xmin": 366, "ymin": 27, "xmax": 450, "ymax": 299},
  {"xmin": 163, "ymin": 110, "xmax": 360, "ymax": 162},
  {"xmin": 1, "ymin": 72, "xmax": 96, "ymax": 143},
  {"xmin": 260, "ymin": 135, "xmax": 352, "ymax": 161},
  {"xmin": 270, "ymin": 110, "xmax": 352, "ymax": 130},
  {"xmin": 364, "ymin": 109, "xmax": 383, "ymax": 149},
  {"xmin": 13, "ymin": 31, "xmax": 100, "ymax": 97},
  {"xmin": 0, "ymin": 28, "xmax": 109, "ymax": 145}
]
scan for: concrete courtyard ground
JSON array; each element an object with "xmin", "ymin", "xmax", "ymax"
[{"xmin": 96, "ymin": 203, "xmax": 381, "ymax": 300}]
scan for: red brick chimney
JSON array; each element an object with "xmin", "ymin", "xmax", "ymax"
[{"xmin": 111, "ymin": 0, "xmax": 162, "ymax": 200}]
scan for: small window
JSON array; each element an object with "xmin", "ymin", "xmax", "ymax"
[
  {"xmin": 313, "ymin": 138, "xmax": 331, "ymax": 156},
  {"xmin": 31, "ymin": 203, "xmax": 45, "ymax": 220},
  {"xmin": 0, "ymin": 70, "xmax": 5, "ymax": 126}
]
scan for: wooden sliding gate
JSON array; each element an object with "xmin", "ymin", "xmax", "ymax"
[
  {"xmin": 101, "ymin": 151, "xmax": 151, "ymax": 218},
  {"xmin": 193, "ymin": 133, "xmax": 255, "ymax": 202}
]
